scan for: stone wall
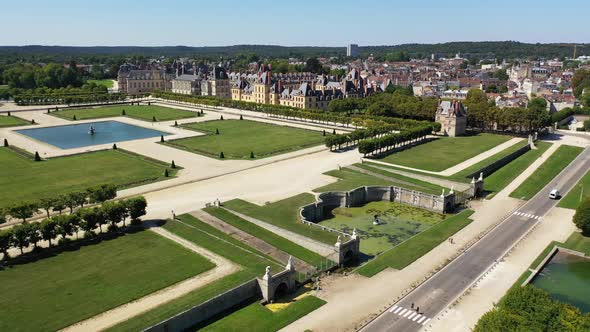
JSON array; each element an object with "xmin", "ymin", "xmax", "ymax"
[
  {"xmin": 464, "ymin": 143, "xmax": 530, "ymax": 180},
  {"xmin": 143, "ymin": 279, "xmax": 260, "ymax": 332}
]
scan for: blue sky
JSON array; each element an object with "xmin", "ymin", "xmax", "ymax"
[{"xmin": 2, "ymin": 0, "xmax": 588, "ymax": 46}]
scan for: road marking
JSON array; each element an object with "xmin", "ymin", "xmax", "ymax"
[
  {"xmin": 393, "ymin": 306, "xmax": 402, "ymax": 314},
  {"xmin": 412, "ymin": 314, "xmax": 422, "ymax": 321},
  {"xmin": 408, "ymin": 312, "xmax": 417, "ymax": 320},
  {"xmin": 389, "ymin": 305, "xmax": 398, "ymax": 313},
  {"xmin": 422, "ymin": 318, "xmax": 431, "ymax": 325},
  {"xmin": 403, "ymin": 310, "xmax": 413, "ymax": 318},
  {"xmin": 417, "ymin": 316, "xmax": 426, "ymax": 323},
  {"xmin": 398, "ymin": 308, "xmax": 408, "ymax": 316}
]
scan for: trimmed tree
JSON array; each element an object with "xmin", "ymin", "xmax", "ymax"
[
  {"xmin": 126, "ymin": 197, "xmax": 147, "ymax": 225},
  {"xmin": 164, "ymin": 168, "xmax": 169, "ymax": 177},
  {"xmin": 0, "ymin": 208, "xmax": 6, "ymax": 225},
  {"xmin": 219, "ymin": 151, "xmax": 225, "ymax": 159},
  {"xmin": 240, "ymin": 115, "xmax": 243, "ymax": 120},
  {"xmin": 332, "ymin": 129, "xmax": 336, "ymax": 135},
  {"xmin": 73, "ymin": 115, "xmax": 77, "ymax": 120},
  {"xmin": 8, "ymin": 202, "xmax": 39, "ymax": 223},
  {"xmin": 152, "ymin": 116, "xmax": 157, "ymax": 122},
  {"xmin": 160, "ymin": 135, "xmax": 165, "ymax": 142},
  {"xmin": 250, "ymin": 151, "xmax": 255, "ymax": 159},
  {"xmin": 220, "ymin": 115, "xmax": 224, "ymax": 120},
  {"xmin": 3, "ymin": 138, "xmax": 8, "ymax": 147},
  {"xmin": 215, "ymin": 128, "xmax": 220, "ymax": 135},
  {"xmin": 113, "ymin": 143, "xmax": 117, "ymax": 150},
  {"xmin": 171, "ymin": 160, "xmax": 176, "ymax": 168},
  {"xmin": 573, "ymin": 198, "xmax": 590, "ymax": 235},
  {"xmin": 174, "ymin": 120, "xmax": 178, "ymax": 126},
  {"xmin": 0, "ymin": 229, "xmax": 11, "ymax": 260},
  {"xmin": 10, "ymin": 223, "xmax": 30, "ymax": 254},
  {"xmin": 34, "ymin": 151, "xmax": 41, "ymax": 161},
  {"xmin": 39, "ymin": 218, "xmax": 57, "ymax": 247},
  {"xmin": 323, "ymin": 130, "xmax": 326, "ymax": 136},
  {"xmin": 122, "ymin": 109, "xmax": 126, "ymax": 115},
  {"xmin": 39, "ymin": 197, "xmax": 55, "ymax": 218}
]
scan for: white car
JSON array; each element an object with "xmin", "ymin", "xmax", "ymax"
[{"xmin": 549, "ymin": 189, "xmax": 560, "ymax": 200}]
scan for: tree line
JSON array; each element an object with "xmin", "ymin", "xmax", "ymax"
[
  {"xmin": 464, "ymin": 89, "xmax": 551, "ymax": 133},
  {"xmin": 10, "ymin": 83, "xmax": 126, "ymax": 106},
  {"xmin": 474, "ymin": 285, "xmax": 590, "ymax": 331},
  {"xmin": 328, "ymin": 88, "xmax": 438, "ymax": 122},
  {"xmin": 0, "ymin": 196, "xmax": 147, "ymax": 260},
  {"xmin": 358, "ymin": 125, "xmax": 434, "ymax": 157},
  {"xmin": 0, "ymin": 184, "xmax": 118, "ymax": 224}
]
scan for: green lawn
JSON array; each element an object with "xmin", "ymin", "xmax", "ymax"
[
  {"xmin": 482, "ymin": 141, "xmax": 552, "ymax": 194},
  {"xmin": 0, "ymin": 230, "xmax": 214, "ymax": 332},
  {"xmin": 510, "ymin": 145, "xmax": 583, "ymax": 200},
  {"xmin": 0, "ymin": 114, "xmax": 30, "ymax": 127},
  {"xmin": 198, "ymin": 296, "xmax": 325, "ymax": 332},
  {"xmin": 223, "ymin": 194, "xmax": 338, "ymax": 245},
  {"xmin": 376, "ymin": 133, "xmax": 511, "ymax": 172},
  {"xmin": 204, "ymin": 207, "xmax": 326, "ymax": 267},
  {"xmin": 166, "ymin": 119, "xmax": 325, "ymax": 160},
  {"xmin": 563, "ymin": 232, "xmax": 590, "ymax": 256},
  {"xmin": 0, "ymin": 147, "xmax": 175, "ymax": 208},
  {"xmin": 87, "ymin": 79, "xmax": 115, "ymax": 88},
  {"xmin": 106, "ymin": 215, "xmax": 281, "ymax": 332},
  {"xmin": 356, "ymin": 209, "xmax": 474, "ymax": 277},
  {"xmin": 559, "ymin": 170, "xmax": 590, "ymax": 209},
  {"xmin": 450, "ymin": 140, "xmax": 529, "ymax": 180},
  {"xmin": 320, "ymin": 201, "xmax": 446, "ymax": 256},
  {"xmin": 52, "ymin": 105, "xmax": 198, "ymax": 122}
]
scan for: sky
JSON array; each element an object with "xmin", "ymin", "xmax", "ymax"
[{"xmin": 1, "ymin": 0, "xmax": 588, "ymax": 47}]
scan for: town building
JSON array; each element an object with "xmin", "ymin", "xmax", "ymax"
[
  {"xmin": 435, "ymin": 100, "xmax": 467, "ymax": 137},
  {"xmin": 117, "ymin": 64, "xmax": 172, "ymax": 94},
  {"xmin": 201, "ymin": 66, "xmax": 231, "ymax": 98},
  {"xmin": 347, "ymin": 44, "xmax": 359, "ymax": 57}
]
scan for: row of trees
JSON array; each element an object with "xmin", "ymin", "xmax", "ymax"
[
  {"xmin": 464, "ymin": 89, "xmax": 551, "ymax": 133},
  {"xmin": 324, "ymin": 123, "xmax": 398, "ymax": 151},
  {"xmin": 0, "ymin": 184, "xmax": 117, "ymax": 224},
  {"xmin": 2, "ymin": 62, "xmax": 87, "ymax": 90},
  {"xmin": 0, "ymin": 197, "xmax": 147, "ymax": 259},
  {"xmin": 12, "ymin": 83, "xmax": 126, "ymax": 105},
  {"xmin": 327, "ymin": 90, "xmax": 437, "ymax": 122},
  {"xmin": 474, "ymin": 286, "xmax": 590, "ymax": 331},
  {"xmin": 358, "ymin": 125, "xmax": 433, "ymax": 157}
]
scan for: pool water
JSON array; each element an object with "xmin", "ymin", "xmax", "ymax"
[
  {"xmin": 16, "ymin": 121, "xmax": 171, "ymax": 149},
  {"xmin": 531, "ymin": 250, "xmax": 590, "ymax": 313}
]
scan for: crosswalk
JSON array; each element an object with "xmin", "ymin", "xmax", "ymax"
[
  {"xmin": 388, "ymin": 305, "xmax": 431, "ymax": 325},
  {"xmin": 513, "ymin": 211, "xmax": 542, "ymax": 220}
]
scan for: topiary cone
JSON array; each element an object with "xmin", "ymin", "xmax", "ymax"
[
  {"xmin": 3, "ymin": 138, "xmax": 8, "ymax": 147},
  {"xmin": 219, "ymin": 151, "xmax": 225, "ymax": 159},
  {"xmin": 250, "ymin": 151, "xmax": 255, "ymax": 159},
  {"xmin": 171, "ymin": 160, "xmax": 176, "ymax": 168}
]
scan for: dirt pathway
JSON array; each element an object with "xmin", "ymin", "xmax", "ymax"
[
  {"xmin": 191, "ymin": 210, "xmax": 315, "ymax": 274},
  {"xmin": 60, "ymin": 227, "xmax": 240, "ymax": 332}
]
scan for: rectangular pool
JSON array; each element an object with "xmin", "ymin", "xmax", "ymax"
[
  {"xmin": 16, "ymin": 120, "xmax": 171, "ymax": 149},
  {"xmin": 530, "ymin": 249, "xmax": 590, "ymax": 313}
]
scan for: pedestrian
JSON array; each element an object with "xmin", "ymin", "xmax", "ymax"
[
  {"xmin": 171, "ymin": 210, "xmax": 176, "ymax": 219},
  {"xmin": 411, "ymin": 302, "xmax": 414, "ymax": 309},
  {"xmin": 416, "ymin": 306, "xmax": 420, "ymax": 313}
]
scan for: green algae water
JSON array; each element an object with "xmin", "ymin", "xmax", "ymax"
[{"xmin": 531, "ymin": 250, "xmax": 590, "ymax": 313}]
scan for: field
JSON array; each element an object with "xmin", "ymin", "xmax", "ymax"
[
  {"xmin": 0, "ymin": 147, "xmax": 176, "ymax": 208},
  {"xmin": 223, "ymin": 194, "xmax": 338, "ymax": 245},
  {"xmin": 198, "ymin": 296, "xmax": 325, "ymax": 332},
  {"xmin": 167, "ymin": 119, "xmax": 325, "ymax": 159},
  {"xmin": 356, "ymin": 209, "xmax": 474, "ymax": 277},
  {"xmin": 480, "ymin": 141, "xmax": 552, "ymax": 194},
  {"xmin": 105, "ymin": 215, "xmax": 282, "ymax": 332},
  {"xmin": 52, "ymin": 105, "xmax": 198, "ymax": 122},
  {"xmin": 559, "ymin": 170, "xmax": 590, "ymax": 209},
  {"xmin": 0, "ymin": 114, "xmax": 29, "ymax": 127},
  {"xmin": 510, "ymin": 145, "xmax": 583, "ymax": 200},
  {"xmin": 87, "ymin": 79, "xmax": 115, "ymax": 88},
  {"xmin": 376, "ymin": 133, "xmax": 511, "ymax": 172},
  {"xmin": 319, "ymin": 201, "xmax": 446, "ymax": 256},
  {"xmin": 0, "ymin": 230, "xmax": 214, "ymax": 332}
]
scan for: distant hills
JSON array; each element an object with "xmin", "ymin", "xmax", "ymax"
[{"xmin": 0, "ymin": 41, "xmax": 588, "ymax": 60}]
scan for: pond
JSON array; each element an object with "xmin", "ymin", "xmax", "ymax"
[
  {"xmin": 16, "ymin": 120, "xmax": 171, "ymax": 149},
  {"xmin": 530, "ymin": 249, "xmax": 590, "ymax": 313}
]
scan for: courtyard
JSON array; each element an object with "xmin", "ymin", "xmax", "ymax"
[
  {"xmin": 320, "ymin": 201, "xmax": 446, "ymax": 256},
  {"xmin": 165, "ymin": 119, "xmax": 325, "ymax": 159}
]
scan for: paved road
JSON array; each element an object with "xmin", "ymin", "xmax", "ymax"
[{"xmin": 360, "ymin": 148, "xmax": 589, "ymax": 332}]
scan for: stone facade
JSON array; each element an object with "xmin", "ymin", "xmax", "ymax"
[
  {"xmin": 201, "ymin": 66, "xmax": 231, "ymax": 98},
  {"xmin": 117, "ymin": 65, "xmax": 172, "ymax": 94},
  {"xmin": 171, "ymin": 74, "xmax": 202, "ymax": 95},
  {"xmin": 435, "ymin": 100, "xmax": 467, "ymax": 137},
  {"xmin": 257, "ymin": 261, "xmax": 297, "ymax": 303}
]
